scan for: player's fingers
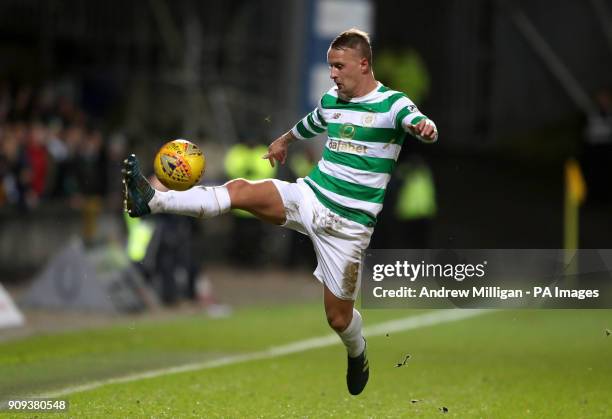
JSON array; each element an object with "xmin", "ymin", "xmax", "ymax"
[
  {"xmin": 263, "ymin": 152, "xmax": 275, "ymax": 167},
  {"xmin": 423, "ymin": 125, "xmax": 437, "ymax": 140},
  {"xmin": 426, "ymin": 121, "xmax": 437, "ymax": 138},
  {"xmin": 410, "ymin": 124, "xmax": 424, "ymax": 135}
]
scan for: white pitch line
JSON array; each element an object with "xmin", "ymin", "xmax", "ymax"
[{"xmin": 37, "ymin": 309, "xmax": 488, "ymax": 399}]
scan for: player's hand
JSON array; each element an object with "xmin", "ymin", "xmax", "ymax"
[
  {"xmin": 263, "ymin": 132, "xmax": 293, "ymax": 167},
  {"xmin": 408, "ymin": 119, "xmax": 438, "ymax": 142}
]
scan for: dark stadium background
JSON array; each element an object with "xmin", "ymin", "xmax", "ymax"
[{"xmin": 0, "ymin": 0, "xmax": 610, "ymax": 283}]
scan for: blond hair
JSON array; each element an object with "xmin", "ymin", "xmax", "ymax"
[{"xmin": 330, "ymin": 28, "xmax": 372, "ymax": 65}]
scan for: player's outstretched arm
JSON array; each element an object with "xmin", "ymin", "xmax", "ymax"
[{"xmin": 262, "ymin": 130, "xmax": 298, "ymax": 167}]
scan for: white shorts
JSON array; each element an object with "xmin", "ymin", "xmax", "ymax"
[{"xmin": 271, "ymin": 178, "xmax": 373, "ymax": 300}]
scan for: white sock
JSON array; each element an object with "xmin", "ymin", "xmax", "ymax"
[
  {"xmin": 338, "ymin": 308, "xmax": 366, "ymax": 358},
  {"xmin": 149, "ymin": 186, "xmax": 231, "ymax": 218}
]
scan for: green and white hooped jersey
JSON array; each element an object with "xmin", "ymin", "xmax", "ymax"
[{"xmin": 291, "ymin": 82, "xmax": 435, "ymax": 227}]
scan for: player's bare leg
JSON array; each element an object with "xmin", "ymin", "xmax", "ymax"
[
  {"xmin": 225, "ymin": 178, "xmax": 285, "ymax": 225},
  {"xmin": 324, "ymin": 285, "xmax": 369, "ymax": 395}
]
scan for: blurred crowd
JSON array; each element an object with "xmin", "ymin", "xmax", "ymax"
[{"xmin": 0, "ymin": 80, "xmax": 124, "ymax": 212}]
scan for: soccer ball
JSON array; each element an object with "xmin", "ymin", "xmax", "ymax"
[{"xmin": 153, "ymin": 139, "xmax": 205, "ymax": 191}]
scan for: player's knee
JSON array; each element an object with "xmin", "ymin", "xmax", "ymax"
[
  {"xmin": 226, "ymin": 178, "xmax": 251, "ymax": 193},
  {"xmin": 225, "ymin": 178, "xmax": 252, "ymax": 203},
  {"xmin": 326, "ymin": 311, "xmax": 351, "ymax": 333}
]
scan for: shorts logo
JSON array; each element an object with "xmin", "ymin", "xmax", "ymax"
[
  {"xmin": 361, "ymin": 113, "xmax": 375, "ymax": 127},
  {"xmin": 332, "ymin": 112, "xmax": 341, "ymax": 119},
  {"xmin": 339, "ymin": 123, "xmax": 356, "ymax": 139}
]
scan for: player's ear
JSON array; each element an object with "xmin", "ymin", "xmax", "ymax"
[{"xmin": 360, "ymin": 57, "xmax": 369, "ymax": 73}]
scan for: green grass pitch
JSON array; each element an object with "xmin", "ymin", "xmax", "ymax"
[{"xmin": 0, "ymin": 304, "xmax": 610, "ymax": 418}]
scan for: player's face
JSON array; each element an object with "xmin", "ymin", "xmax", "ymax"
[{"xmin": 327, "ymin": 47, "xmax": 368, "ymax": 99}]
